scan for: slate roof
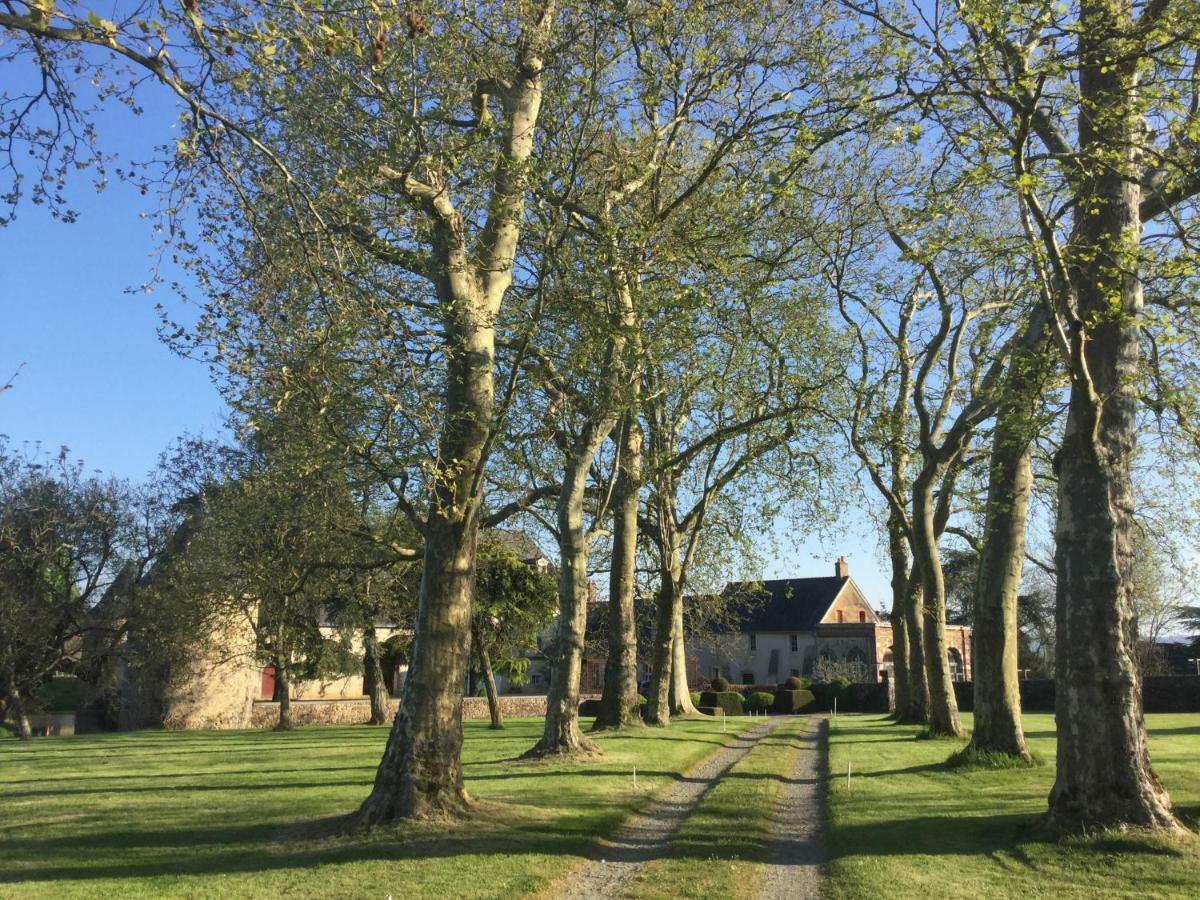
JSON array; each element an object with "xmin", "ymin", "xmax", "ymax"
[{"xmin": 721, "ymin": 576, "xmax": 848, "ymax": 633}]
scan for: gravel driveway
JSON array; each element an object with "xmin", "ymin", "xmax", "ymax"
[{"xmin": 550, "ymin": 717, "xmax": 785, "ymax": 900}]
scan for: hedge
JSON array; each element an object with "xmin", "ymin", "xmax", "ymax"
[
  {"xmin": 772, "ymin": 688, "xmax": 815, "ymax": 714},
  {"xmin": 745, "ymin": 691, "xmax": 775, "ymax": 714},
  {"xmin": 952, "ymin": 675, "xmax": 1199, "ymax": 714},
  {"xmin": 699, "ymin": 690, "xmax": 745, "ymax": 716}
]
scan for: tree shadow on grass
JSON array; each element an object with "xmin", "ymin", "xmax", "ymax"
[
  {"xmin": 0, "ymin": 820, "xmax": 608, "ymax": 885},
  {"xmin": 827, "ymin": 812, "xmax": 1039, "ymax": 862}
]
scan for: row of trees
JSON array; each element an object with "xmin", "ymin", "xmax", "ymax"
[{"xmin": 5, "ymin": 0, "xmax": 1200, "ymax": 837}]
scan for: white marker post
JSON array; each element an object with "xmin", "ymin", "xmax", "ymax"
[
  {"xmin": 633, "ymin": 766, "xmax": 637, "ymax": 790},
  {"xmin": 847, "ymin": 759, "xmax": 852, "ymax": 790}
]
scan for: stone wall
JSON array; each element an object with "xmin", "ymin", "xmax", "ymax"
[{"xmin": 248, "ymin": 694, "xmax": 554, "ymax": 729}]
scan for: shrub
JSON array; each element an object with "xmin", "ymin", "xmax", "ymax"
[
  {"xmin": 690, "ymin": 692, "xmax": 702, "ymax": 708},
  {"xmin": 812, "ymin": 657, "xmax": 871, "ymax": 685},
  {"xmin": 698, "ymin": 690, "xmax": 744, "ymax": 716},
  {"xmin": 772, "ymin": 688, "xmax": 816, "ymax": 714},
  {"xmin": 711, "ymin": 674, "xmax": 730, "ymax": 692},
  {"xmin": 783, "ymin": 675, "xmax": 810, "ymax": 690},
  {"xmin": 745, "ymin": 691, "xmax": 775, "ymax": 714},
  {"xmin": 578, "ymin": 698, "xmax": 602, "ymax": 717},
  {"xmin": 636, "ymin": 693, "xmax": 648, "ymax": 706}
]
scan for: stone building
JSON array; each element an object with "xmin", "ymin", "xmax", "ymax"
[{"xmin": 688, "ymin": 557, "xmax": 972, "ymax": 685}]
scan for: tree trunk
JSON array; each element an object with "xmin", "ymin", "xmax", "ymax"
[
  {"xmin": 903, "ymin": 573, "xmax": 930, "ymax": 725},
  {"xmin": 7, "ymin": 687, "xmax": 32, "ymax": 741},
  {"xmin": 355, "ymin": 0, "xmax": 553, "ymax": 827},
  {"xmin": 646, "ymin": 490, "xmax": 682, "ymax": 727},
  {"xmin": 646, "ymin": 579, "xmax": 674, "ymax": 727},
  {"xmin": 363, "ymin": 626, "xmax": 390, "ymax": 726},
  {"xmin": 1045, "ymin": 0, "xmax": 1183, "ymax": 833},
  {"xmin": 886, "ymin": 514, "xmax": 911, "ymax": 720},
  {"xmin": 275, "ymin": 655, "xmax": 293, "ymax": 731},
  {"xmin": 968, "ymin": 434, "xmax": 1032, "ymax": 760},
  {"xmin": 669, "ymin": 593, "xmax": 697, "ymax": 716},
  {"xmin": 968, "ymin": 350, "xmax": 1046, "ymax": 761},
  {"xmin": 911, "ymin": 475, "xmax": 962, "ymax": 736},
  {"xmin": 595, "ymin": 413, "xmax": 644, "ymax": 731},
  {"xmin": 525, "ymin": 430, "xmax": 611, "ymax": 757},
  {"xmin": 472, "ymin": 624, "xmax": 503, "ymax": 730},
  {"xmin": 357, "ymin": 508, "xmax": 479, "ymax": 823}
]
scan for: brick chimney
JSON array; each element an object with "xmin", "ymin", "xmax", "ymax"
[{"xmin": 835, "ymin": 555, "xmax": 849, "ymax": 579}]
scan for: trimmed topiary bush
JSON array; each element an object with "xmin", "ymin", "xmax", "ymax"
[
  {"xmin": 711, "ymin": 674, "xmax": 730, "ymax": 692},
  {"xmin": 745, "ymin": 691, "xmax": 775, "ymax": 714},
  {"xmin": 636, "ymin": 693, "xmax": 648, "ymax": 706},
  {"xmin": 772, "ymin": 689, "xmax": 816, "ymax": 714},
  {"xmin": 690, "ymin": 692, "xmax": 702, "ymax": 708},
  {"xmin": 783, "ymin": 675, "xmax": 811, "ymax": 690},
  {"xmin": 699, "ymin": 690, "xmax": 744, "ymax": 716}
]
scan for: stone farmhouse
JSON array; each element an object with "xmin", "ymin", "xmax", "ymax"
[{"xmin": 688, "ymin": 557, "xmax": 972, "ymax": 686}]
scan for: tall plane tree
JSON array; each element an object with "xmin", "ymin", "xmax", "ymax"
[{"xmin": 850, "ymin": 0, "xmax": 1200, "ymax": 832}]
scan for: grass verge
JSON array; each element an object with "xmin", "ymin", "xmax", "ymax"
[
  {"xmin": 1, "ymin": 716, "xmax": 752, "ymax": 898},
  {"xmin": 827, "ymin": 712, "xmax": 1200, "ymax": 899}
]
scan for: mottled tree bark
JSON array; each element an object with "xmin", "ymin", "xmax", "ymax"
[
  {"xmin": 472, "ymin": 624, "xmax": 503, "ymax": 730},
  {"xmin": 968, "ymin": 346, "xmax": 1046, "ymax": 762},
  {"xmin": 363, "ymin": 626, "xmax": 390, "ymax": 726},
  {"xmin": 358, "ymin": 507, "xmax": 478, "ymax": 822},
  {"xmin": 646, "ymin": 489, "xmax": 682, "ymax": 727},
  {"xmin": 526, "ymin": 426, "xmax": 614, "ymax": 757},
  {"xmin": 595, "ymin": 413, "xmax": 644, "ymax": 731},
  {"xmin": 669, "ymin": 597, "xmax": 697, "ymax": 716},
  {"xmin": 901, "ymin": 572, "xmax": 929, "ymax": 725},
  {"xmin": 646, "ymin": 578, "xmax": 674, "ymax": 727},
  {"xmin": 1045, "ymin": 0, "xmax": 1184, "ymax": 834},
  {"xmin": 886, "ymin": 513, "xmax": 911, "ymax": 720},
  {"xmin": 911, "ymin": 474, "xmax": 962, "ymax": 736}
]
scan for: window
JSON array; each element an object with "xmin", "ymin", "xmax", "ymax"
[
  {"xmin": 859, "ymin": 610, "xmax": 867, "ymax": 623},
  {"xmin": 789, "ymin": 634, "xmax": 798, "ymax": 652},
  {"xmin": 742, "ymin": 672, "xmax": 755, "ymax": 685},
  {"xmin": 749, "ymin": 634, "xmax": 757, "ymax": 651},
  {"xmin": 791, "ymin": 668, "xmax": 800, "ymax": 677},
  {"xmin": 712, "ymin": 667, "xmax": 721, "ymax": 680},
  {"xmin": 836, "ymin": 610, "xmax": 844, "ymax": 623}
]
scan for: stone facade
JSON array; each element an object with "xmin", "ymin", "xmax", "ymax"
[{"xmin": 689, "ymin": 562, "xmax": 973, "ymax": 686}]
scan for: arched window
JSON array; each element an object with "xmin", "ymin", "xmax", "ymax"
[
  {"xmin": 836, "ymin": 610, "xmax": 844, "ymax": 623},
  {"xmin": 858, "ymin": 610, "xmax": 867, "ymax": 623}
]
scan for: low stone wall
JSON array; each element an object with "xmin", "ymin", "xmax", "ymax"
[
  {"xmin": 463, "ymin": 694, "xmax": 549, "ymax": 719},
  {"xmin": 952, "ymin": 675, "xmax": 1199, "ymax": 714},
  {"xmin": 249, "ymin": 694, "xmax": 552, "ymax": 729}
]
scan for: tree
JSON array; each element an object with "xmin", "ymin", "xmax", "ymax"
[
  {"xmin": 0, "ymin": 441, "xmax": 171, "ymax": 739},
  {"xmin": 472, "ymin": 539, "xmax": 558, "ymax": 729},
  {"xmin": 846, "ymin": 0, "xmax": 1200, "ymax": 832}
]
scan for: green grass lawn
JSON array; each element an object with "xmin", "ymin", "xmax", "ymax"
[
  {"xmin": 0, "ymin": 716, "xmax": 752, "ymax": 898},
  {"xmin": 626, "ymin": 715, "xmax": 813, "ymax": 900},
  {"xmin": 827, "ymin": 712, "xmax": 1200, "ymax": 899}
]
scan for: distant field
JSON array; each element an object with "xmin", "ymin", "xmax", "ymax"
[
  {"xmin": 0, "ymin": 717, "xmax": 751, "ymax": 898},
  {"xmin": 826, "ymin": 713, "xmax": 1200, "ymax": 899}
]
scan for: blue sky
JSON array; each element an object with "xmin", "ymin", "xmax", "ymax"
[
  {"xmin": 1, "ymin": 90, "xmax": 226, "ymax": 480},
  {"xmin": 0, "ymin": 79, "xmax": 895, "ymax": 607}
]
